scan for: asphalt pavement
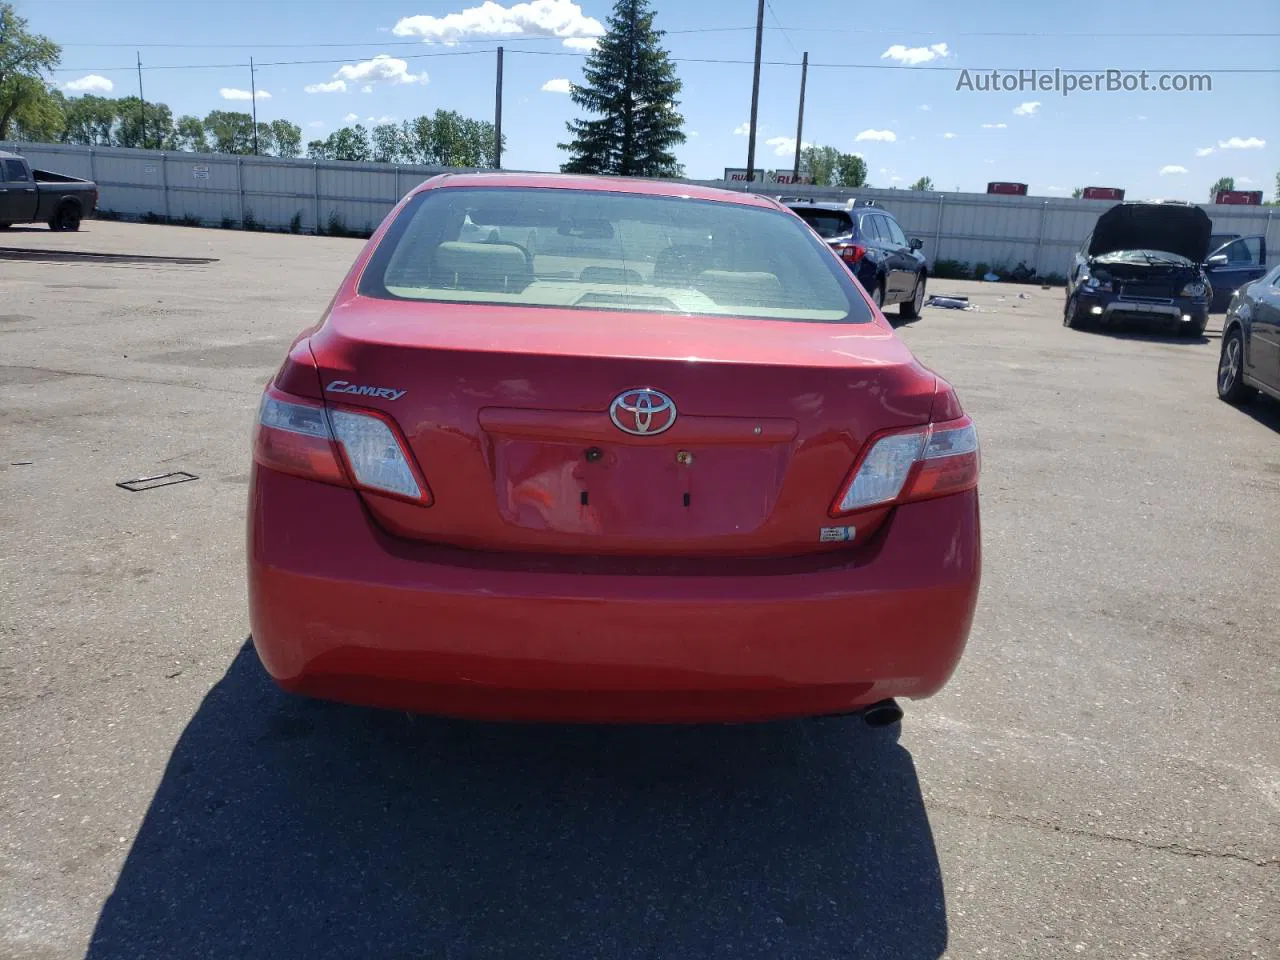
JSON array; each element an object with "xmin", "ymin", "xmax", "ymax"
[{"xmin": 1, "ymin": 222, "xmax": 1277, "ymax": 960}]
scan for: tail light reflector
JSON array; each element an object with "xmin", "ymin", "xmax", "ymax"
[
  {"xmin": 831, "ymin": 415, "xmax": 979, "ymax": 515},
  {"xmin": 254, "ymin": 387, "xmax": 431, "ymax": 504}
]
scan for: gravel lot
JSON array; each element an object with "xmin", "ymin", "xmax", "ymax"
[{"xmin": 2, "ymin": 222, "xmax": 1277, "ymax": 960}]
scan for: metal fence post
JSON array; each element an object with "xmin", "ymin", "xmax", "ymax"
[
  {"xmin": 236, "ymin": 156, "xmax": 245, "ymax": 226},
  {"xmin": 934, "ymin": 194, "xmax": 944, "ymax": 262},
  {"xmin": 160, "ymin": 152, "xmax": 170, "ymax": 222},
  {"xmin": 314, "ymin": 162, "xmax": 321, "ymax": 235},
  {"xmin": 88, "ymin": 145, "xmax": 97, "ymax": 185},
  {"xmin": 1035, "ymin": 200, "xmax": 1049, "ymax": 276},
  {"xmin": 394, "ymin": 164, "xmax": 401, "ymax": 202}
]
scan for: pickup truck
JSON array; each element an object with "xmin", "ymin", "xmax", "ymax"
[{"xmin": 0, "ymin": 150, "xmax": 99, "ymax": 232}]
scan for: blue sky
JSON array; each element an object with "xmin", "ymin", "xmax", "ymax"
[{"xmin": 24, "ymin": 0, "xmax": 1278, "ymax": 199}]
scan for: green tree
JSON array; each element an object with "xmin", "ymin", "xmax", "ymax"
[
  {"xmin": 559, "ymin": 0, "xmax": 685, "ymax": 177},
  {"xmin": 1071, "ymin": 187, "xmax": 1083, "ymax": 199},
  {"xmin": 1208, "ymin": 176, "xmax": 1234, "ymax": 201},
  {"xmin": 399, "ymin": 110, "xmax": 500, "ymax": 167},
  {"xmin": 836, "ymin": 153, "xmax": 868, "ymax": 187},
  {"xmin": 114, "ymin": 96, "xmax": 173, "ymax": 149},
  {"xmin": 909, "ymin": 176, "xmax": 934, "ymax": 192},
  {"xmin": 61, "ymin": 94, "xmax": 116, "ymax": 145},
  {"xmin": 371, "ymin": 122, "xmax": 405, "ymax": 163},
  {"xmin": 12, "ymin": 84, "xmax": 64, "ymax": 141},
  {"xmin": 203, "ymin": 110, "xmax": 255, "ymax": 154},
  {"xmin": 308, "ymin": 125, "xmax": 370, "ymax": 161},
  {"xmin": 0, "ymin": 2, "xmax": 60, "ymax": 139},
  {"xmin": 173, "ymin": 114, "xmax": 208, "ymax": 152},
  {"xmin": 801, "ymin": 145, "xmax": 865, "ymax": 187},
  {"xmin": 268, "ymin": 119, "xmax": 301, "ymax": 158},
  {"xmin": 801, "ymin": 145, "xmax": 838, "ymax": 186}
]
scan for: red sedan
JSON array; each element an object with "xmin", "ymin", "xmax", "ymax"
[{"xmin": 248, "ymin": 173, "xmax": 980, "ymax": 724}]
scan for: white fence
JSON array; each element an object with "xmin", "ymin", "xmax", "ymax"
[{"xmin": 5, "ymin": 141, "xmax": 1277, "ymax": 278}]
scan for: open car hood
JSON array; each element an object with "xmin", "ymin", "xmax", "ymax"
[{"xmin": 1088, "ymin": 203, "xmax": 1212, "ymax": 263}]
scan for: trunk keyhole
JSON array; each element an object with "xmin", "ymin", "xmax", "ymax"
[
  {"xmin": 584, "ymin": 446, "xmax": 603, "ymax": 462},
  {"xmin": 580, "ymin": 491, "xmax": 589, "ymax": 506},
  {"xmin": 683, "ymin": 492, "xmax": 691, "ymax": 508}
]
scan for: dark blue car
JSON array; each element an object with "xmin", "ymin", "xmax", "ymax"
[{"xmin": 782, "ymin": 199, "xmax": 928, "ymax": 319}]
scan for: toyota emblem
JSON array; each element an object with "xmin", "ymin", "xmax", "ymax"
[{"xmin": 609, "ymin": 388, "xmax": 677, "ymax": 436}]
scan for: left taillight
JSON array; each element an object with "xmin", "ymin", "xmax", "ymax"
[
  {"xmin": 830, "ymin": 415, "xmax": 979, "ymax": 515},
  {"xmin": 253, "ymin": 386, "xmax": 431, "ymax": 504}
]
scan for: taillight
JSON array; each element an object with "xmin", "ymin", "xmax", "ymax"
[
  {"xmin": 831, "ymin": 415, "xmax": 979, "ymax": 515},
  {"xmin": 836, "ymin": 243, "xmax": 866, "ymax": 264},
  {"xmin": 254, "ymin": 386, "xmax": 431, "ymax": 504}
]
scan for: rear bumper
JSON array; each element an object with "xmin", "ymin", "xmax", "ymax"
[{"xmin": 248, "ymin": 469, "xmax": 981, "ymax": 722}]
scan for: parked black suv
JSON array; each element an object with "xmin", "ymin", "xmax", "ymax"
[{"xmin": 782, "ymin": 199, "xmax": 928, "ymax": 318}]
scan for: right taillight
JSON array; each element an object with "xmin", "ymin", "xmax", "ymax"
[
  {"xmin": 254, "ymin": 386, "xmax": 431, "ymax": 504},
  {"xmin": 831, "ymin": 415, "xmax": 979, "ymax": 515},
  {"xmin": 836, "ymin": 242, "xmax": 866, "ymax": 264}
]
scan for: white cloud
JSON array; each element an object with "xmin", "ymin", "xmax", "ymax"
[
  {"xmin": 880, "ymin": 42, "xmax": 950, "ymax": 65},
  {"xmin": 361, "ymin": 84, "xmax": 374, "ymax": 93},
  {"xmin": 1238, "ymin": 176, "xmax": 1255, "ymax": 184},
  {"xmin": 305, "ymin": 80, "xmax": 347, "ymax": 94},
  {"xmin": 879, "ymin": 167, "xmax": 888, "ymax": 174},
  {"xmin": 333, "ymin": 54, "xmax": 427, "ymax": 87},
  {"xmin": 307, "ymin": 121, "xmax": 326, "ymax": 129},
  {"xmin": 941, "ymin": 132, "xmax": 958, "ymax": 139},
  {"xmin": 891, "ymin": 176, "xmax": 903, "ymax": 182},
  {"xmin": 981, "ymin": 122, "xmax": 1007, "ymax": 129},
  {"xmin": 1046, "ymin": 185, "xmax": 1067, "ymax": 192},
  {"xmin": 64, "ymin": 74, "xmax": 114, "ymax": 93},
  {"xmin": 919, "ymin": 104, "xmax": 931, "ymax": 111},
  {"xmin": 1218, "ymin": 136, "xmax": 1265, "ymax": 150},
  {"xmin": 220, "ymin": 88, "xmax": 271, "ymax": 101},
  {"xmin": 393, "ymin": 0, "xmax": 604, "ymax": 50},
  {"xmin": 1012, "ymin": 101, "xmax": 1040, "ymax": 116},
  {"xmin": 1160, "ymin": 164, "xmax": 1189, "ymax": 175},
  {"xmin": 1136, "ymin": 114, "xmax": 1148, "ymax": 121},
  {"xmin": 855, "ymin": 129, "xmax": 897, "ymax": 142},
  {"xmin": 689, "ymin": 131, "xmax": 699, "ymax": 137},
  {"xmin": 733, "ymin": 122, "xmax": 751, "ymax": 135},
  {"xmin": 370, "ymin": 115, "xmax": 396, "ymax": 124},
  {"xmin": 765, "ymin": 135, "xmax": 810, "ymax": 157},
  {"xmin": 541, "ymin": 77, "xmax": 571, "ymax": 94},
  {"xmin": 343, "ymin": 113, "xmax": 360, "ymax": 122},
  {"xmin": 1195, "ymin": 146, "xmax": 1215, "ymax": 157}
]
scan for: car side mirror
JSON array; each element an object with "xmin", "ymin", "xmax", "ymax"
[
  {"xmin": 1206, "ymin": 254, "xmax": 1228, "ymax": 268},
  {"xmin": 909, "ymin": 238, "xmax": 923, "ymax": 251}
]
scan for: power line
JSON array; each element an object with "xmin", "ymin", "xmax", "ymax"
[
  {"xmin": 51, "ymin": 50, "xmax": 1280, "ymax": 75},
  {"xmin": 764, "ymin": 0, "xmax": 800, "ymax": 59}
]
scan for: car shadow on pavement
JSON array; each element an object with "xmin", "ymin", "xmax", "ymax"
[
  {"xmin": 1089, "ymin": 329, "xmax": 1211, "ymax": 345},
  {"xmin": 87, "ymin": 640, "xmax": 947, "ymax": 960},
  {"xmin": 1237, "ymin": 394, "xmax": 1280, "ymax": 432}
]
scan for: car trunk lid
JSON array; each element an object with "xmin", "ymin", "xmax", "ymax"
[{"xmin": 308, "ymin": 298, "xmax": 936, "ymax": 557}]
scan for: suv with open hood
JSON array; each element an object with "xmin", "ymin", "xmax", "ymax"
[{"xmin": 1064, "ymin": 202, "xmax": 1265, "ymax": 337}]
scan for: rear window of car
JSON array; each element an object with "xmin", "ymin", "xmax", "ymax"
[
  {"xmin": 360, "ymin": 186, "xmax": 871, "ymax": 324},
  {"xmin": 789, "ymin": 207, "xmax": 853, "ymax": 239}
]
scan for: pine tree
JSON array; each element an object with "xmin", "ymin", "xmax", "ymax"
[{"xmin": 559, "ymin": 0, "xmax": 686, "ymax": 178}]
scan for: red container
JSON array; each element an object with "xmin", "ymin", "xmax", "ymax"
[
  {"xmin": 1214, "ymin": 190, "xmax": 1262, "ymax": 205},
  {"xmin": 1082, "ymin": 186, "xmax": 1125, "ymax": 200},
  {"xmin": 986, "ymin": 182, "xmax": 1028, "ymax": 196}
]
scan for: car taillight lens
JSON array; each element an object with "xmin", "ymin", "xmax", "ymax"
[
  {"xmin": 836, "ymin": 243, "xmax": 866, "ymax": 263},
  {"xmin": 254, "ymin": 387, "xmax": 430, "ymax": 504},
  {"xmin": 831, "ymin": 415, "xmax": 979, "ymax": 515}
]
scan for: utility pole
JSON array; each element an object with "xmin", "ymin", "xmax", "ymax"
[
  {"xmin": 792, "ymin": 52, "xmax": 808, "ymax": 183},
  {"xmin": 250, "ymin": 56, "xmax": 259, "ymax": 156},
  {"xmin": 745, "ymin": 0, "xmax": 765, "ymax": 183},
  {"xmin": 494, "ymin": 46, "xmax": 504, "ymax": 169},
  {"xmin": 136, "ymin": 52, "xmax": 147, "ymax": 149}
]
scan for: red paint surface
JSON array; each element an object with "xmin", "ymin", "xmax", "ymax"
[{"xmin": 247, "ymin": 173, "xmax": 982, "ymax": 722}]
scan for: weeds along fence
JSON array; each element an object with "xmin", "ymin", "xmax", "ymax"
[{"xmin": 5, "ymin": 141, "xmax": 1277, "ymax": 277}]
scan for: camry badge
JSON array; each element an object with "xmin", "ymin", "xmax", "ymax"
[{"xmin": 609, "ymin": 388, "xmax": 677, "ymax": 436}]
